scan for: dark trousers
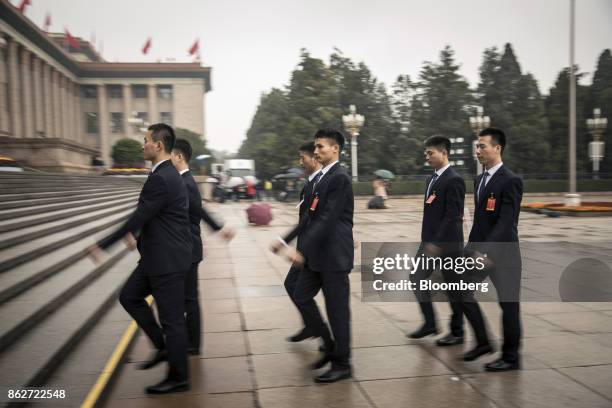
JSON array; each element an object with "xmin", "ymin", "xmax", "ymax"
[
  {"xmin": 185, "ymin": 261, "xmax": 201, "ymax": 351},
  {"xmin": 462, "ymin": 263, "xmax": 522, "ymax": 362},
  {"xmin": 410, "ymin": 253, "xmax": 464, "ymax": 336},
  {"xmin": 119, "ymin": 265, "xmax": 189, "ymax": 381},
  {"xmin": 284, "ymin": 265, "xmax": 310, "ymax": 330},
  {"xmin": 293, "ymin": 266, "xmax": 351, "ymax": 368}
]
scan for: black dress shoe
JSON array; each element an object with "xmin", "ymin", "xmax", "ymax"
[
  {"xmin": 436, "ymin": 333, "xmax": 464, "ymax": 347},
  {"xmin": 485, "ymin": 358, "xmax": 520, "ymax": 372},
  {"xmin": 145, "ymin": 379, "xmax": 189, "ymax": 394},
  {"xmin": 287, "ymin": 328, "xmax": 316, "ymax": 342},
  {"xmin": 463, "ymin": 344, "xmax": 494, "ymax": 361},
  {"xmin": 188, "ymin": 347, "xmax": 200, "ymax": 356},
  {"xmin": 311, "ymin": 353, "xmax": 332, "ymax": 370},
  {"xmin": 408, "ymin": 325, "xmax": 438, "ymax": 339},
  {"xmin": 314, "ymin": 366, "xmax": 352, "ymax": 383},
  {"xmin": 138, "ymin": 350, "xmax": 167, "ymax": 370}
]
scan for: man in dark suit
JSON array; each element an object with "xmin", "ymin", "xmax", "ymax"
[
  {"xmin": 170, "ymin": 139, "xmax": 235, "ymax": 355},
  {"xmin": 409, "ymin": 136, "xmax": 466, "ymax": 347},
  {"xmin": 88, "ymin": 124, "xmax": 192, "ymax": 394},
  {"xmin": 273, "ymin": 128, "xmax": 354, "ymax": 384},
  {"xmin": 273, "ymin": 142, "xmax": 322, "ymax": 343},
  {"xmin": 462, "ymin": 127, "xmax": 523, "ymax": 372}
]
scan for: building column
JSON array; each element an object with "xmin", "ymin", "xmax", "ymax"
[
  {"xmin": 98, "ymin": 84, "xmax": 110, "ymax": 166},
  {"xmin": 148, "ymin": 84, "xmax": 157, "ymax": 124},
  {"xmin": 42, "ymin": 63, "xmax": 54, "ymax": 137},
  {"xmin": 0, "ymin": 37, "xmax": 9, "ymax": 134},
  {"xmin": 52, "ymin": 70, "xmax": 61, "ymax": 137},
  {"xmin": 32, "ymin": 56, "xmax": 44, "ymax": 136},
  {"xmin": 20, "ymin": 48, "xmax": 34, "ymax": 138},
  {"xmin": 72, "ymin": 81, "xmax": 81, "ymax": 143},
  {"xmin": 122, "ymin": 84, "xmax": 132, "ymax": 139},
  {"xmin": 7, "ymin": 38, "xmax": 22, "ymax": 137},
  {"xmin": 62, "ymin": 76, "xmax": 72, "ymax": 141}
]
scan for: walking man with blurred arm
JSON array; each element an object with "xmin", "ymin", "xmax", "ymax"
[
  {"xmin": 462, "ymin": 127, "xmax": 523, "ymax": 371},
  {"xmin": 408, "ymin": 136, "xmax": 466, "ymax": 347},
  {"xmin": 88, "ymin": 124, "xmax": 192, "ymax": 394},
  {"xmin": 170, "ymin": 139, "xmax": 235, "ymax": 356}
]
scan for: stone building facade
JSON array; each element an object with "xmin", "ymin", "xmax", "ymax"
[{"xmin": 0, "ymin": 0, "xmax": 211, "ymax": 172}]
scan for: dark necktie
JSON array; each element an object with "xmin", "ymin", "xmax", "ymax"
[
  {"xmin": 425, "ymin": 172, "xmax": 438, "ymax": 198},
  {"xmin": 477, "ymin": 171, "xmax": 490, "ymax": 202},
  {"xmin": 310, "ymin": 171, "xmax": 322, "ymax": 192}
]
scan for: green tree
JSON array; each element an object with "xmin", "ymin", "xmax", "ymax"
[
  {"xmin": 238, "ymin": 88, "xmax": 291, "ymax": 179},
  {"xmin": 111, "ymin": 138, "xmax": 143, "ymax": 168},
  {"xmin": 477, "ymin": 43, "xmax": 550, "ymax": 174},
  {"xmin": 544, "ymin": 67, "xmax": 590, "ymax": 173},
  {"xmin": 411, "ymin": 45, "xmax": 474, "ymax": 174},
  {"xmin": 330, "ymin": 49, "xmax": 397, "ymax": 175}
]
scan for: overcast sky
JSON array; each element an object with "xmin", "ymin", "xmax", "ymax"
[{"xmin": 14, "ymin": 0, "xmax": 612, "ymax": 152}]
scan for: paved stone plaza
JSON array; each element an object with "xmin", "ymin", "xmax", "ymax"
[{"xmin": 104, "ymin": 194, "xmax": 612, "ymax": 407}]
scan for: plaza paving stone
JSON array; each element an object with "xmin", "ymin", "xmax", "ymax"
[{"xmin": 104, "ymin": 194, "xmax": 612, "ymax": 407}]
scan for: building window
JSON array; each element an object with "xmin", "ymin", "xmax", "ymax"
[
  {"xmin": 111, "ymin": 112, "xmax": 124, "ymax": 133},
  {"xmin": 132, "ymin": 85, "xmax": 147, "ymax": 98},
  {"xmin": 85, "ymin": 112, "xmax": 99, "ymax": 133},
  {"xmin": 157, "ymin": 85, "xmax": 173, "ymax": 100},
  {"xmin": 135, "ymin": 112, "xmax": 148, "ymax": 124},
  {"xmin": 160, "ymin": 112, "xmax": 173, "ymax": 125},
  {"xmin": 82, "ymin": 85, "xmax": 97, "ymax": 99},
  {"xmin": 108, "ymin": 85, "xmax": 123, "ymax": 99}
]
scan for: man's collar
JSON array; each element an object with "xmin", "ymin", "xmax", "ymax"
[
  {"xmin": 320, "ymin": 160, "xmax": 339, "ymax": 175},
  {"xmin": 179, "ymin": 168, "xmax": 190, "ymax": 175},
  {"xmin": 308, "ymin": 168, "xmax": 322, "ymax": 182},
  {"xmin": 484, "ymin": 161, "xmax": 503, "ymax": 176},
  {"xmin": 151, "ymin": 159, "xmax": 169, "ymax": 174},
  {"xmin": 434, "ymin": 163, "xmax": 451, "ymax": 176}
]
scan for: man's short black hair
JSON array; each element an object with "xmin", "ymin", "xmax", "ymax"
[
  {"xmin": 148, "ymin": 123, "xmax": 176, "ymax": 153},
  {"xmin": 299, "ymin": 141, "xmax": 316, "ymax": 157},
  {"xmin": 425, "ymin": 135, "xmax": 451, "ymax": 154},
  {"xmin": 479, "ymin": 127, "xmax": 506, "ymax": 153},
  {"xmin": 314, "ymin": 128, "xmax": 345, "ymax": 151},
  {"xmin": 173, "ymin": 138, "xmax": 192, "ymax": 162}
]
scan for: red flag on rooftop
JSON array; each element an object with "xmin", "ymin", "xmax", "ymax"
[
  {"xmin": 43, "ymin": 13, "xmax": 51, "ymax": 31},
  {"xmin": 142, "ymin": 37, "xmax": 152, "ymax": 55},
  {"xmin": 188, "ymin": 39, "xmax": 199, "ymax": 56},
  {"xmin": 18, "ymin": 0, "xmax": 31, "ymax": 13},
  {"xmin": 64, "ymin": 29, "xmax": 81, "ymax": 50}
]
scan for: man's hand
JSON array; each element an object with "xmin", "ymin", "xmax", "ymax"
[
  {"xmin": 219, "ymin": 227, "xmax": 236, "ymax": 242},
  {"xmin": 270, "ymin": 240, "xmax": 284, "ymax": 254},
  {"xmin": 123, "ymin": 232, "xmax": 137, "ymax": 251},
  {"xmin": 285, "ymin": 247, "xmax": 304, "ymax": 266},
  {"xmin": 424, "ymin": 243, "xmax": 441, "ymax": 257},
  {"xmin": 87, "ymin": 244, "xmax": 103, "ymax": 264},
  {"xmin": 472, "ymin": 250, "xmax": 494, "ymax": 269}
]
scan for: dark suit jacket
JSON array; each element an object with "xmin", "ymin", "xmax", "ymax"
[
  {"xmin": 421, "ymin": 167, "xmax": 465, "ymax": 253},
  {"xmin": 285, "ymin": 163, "xmax": 354, "ymax": 273},
  {"xmin": 182, "ymin": 170, "xmax": 223, "ymax": 263},
  {"xmin": 467, "ymin": 165, "xmax": 523, "ymax": 273},
  {"xmin": 98, "ymin": 160, "xmax": 192, "ymax": 275},
  {"xmin": 282, "ymin": 172, "xmax": 319, "ymax": 252}
]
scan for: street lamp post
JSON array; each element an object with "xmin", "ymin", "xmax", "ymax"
[
  {"xmin": 342, "ymin": 105, "xmax": 365, "ymax": 182},
  {"xmin": 469, "ymin": 106, "xmax": 490, "ymax": 176},
  {"xmin": 586, "ymin": 108, "xmax": 608, "ymax": 180},
  {"xmin": 566, "ymin": 0, "xmax": 580, "ymax": 206}
]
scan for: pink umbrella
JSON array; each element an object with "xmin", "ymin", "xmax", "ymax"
[{"xmin": 246, "ymin": 203, "xmax": 273, "ymax": 226}]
